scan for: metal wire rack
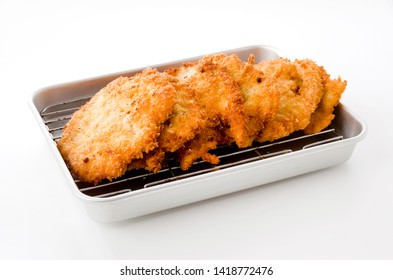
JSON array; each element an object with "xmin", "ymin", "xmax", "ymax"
[{"xmin": 41, "ymin": 96, "xmax": 344, "ymax": 198}]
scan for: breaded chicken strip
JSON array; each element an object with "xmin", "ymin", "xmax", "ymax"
[
  {"xmin": 57, "ymin": 69, "xmax": 177, "ymax": 184},
  {"xmin": 255, "ymin": 58, "xmax": 325, "ymax": 142}
]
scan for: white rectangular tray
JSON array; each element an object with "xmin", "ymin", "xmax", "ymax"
[{"xmin": 29, "ymin": 45, "xmax": 367, "ymax": 222}]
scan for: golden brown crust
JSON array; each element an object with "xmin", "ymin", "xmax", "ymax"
[
  {"xmin": 158, "ymin": 79, "xmax": 206, "ymax": 152},
  {"xmin": 126, "ymin": 78, "xmax": 207, "ymax": 173},
  {"xmin": 176, "ymin": 127, "xmax": 222, "ymax": 170},
  {"xmin": 202, "ymin": 54, "xmax": 280, "ymax": 142},
  {"xmin": 57, "ymin": 68, "xmax": 177, "ymax": 183},
  {"xmin": 255, "ymin": 58, "xmax": 325, "ymax": 142},
  {"xmin": 304, "ymin": 69, "xmax": 347, "ymax": 134},
  {"xmin": 167, "ymin": 60, "xmax": 249, "ymax": 147},
  {"xmin": 166, "ymin": 59, "xmax": 250, "ymax": 169}
]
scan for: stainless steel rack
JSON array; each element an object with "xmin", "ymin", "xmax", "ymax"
[{"xmin": 41, "ymin": 96, "xmax": 343, "ymax": 198}]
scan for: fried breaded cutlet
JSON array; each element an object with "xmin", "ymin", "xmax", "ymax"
[
  {"xmin": 158, "ymin": 79, "xmax": 207, "ymax": 152},
  {"xmin": 58, "ymin": 53, "xmax": 346, "ymax": 184},
  {"xmin": 127, "ymin": 78, "xmax": 207, "ymax": 173},
  {"xmin": 166, "ymin": 60, "xmax": 250, "ymax": 169},
  {"xmin": 255, "ymin": 58, "xmax": 325, "ymax": 142},
  {"xmin": 304, "ymin": 68, "xmax": 347, "ymax": 134},
  {"xmin": 201, "ymin": 54, "xmax": 280, "ymax": 142},
  {"xmin": 57, "ymin": 68, "xmax": 177, "ymax": 184},
  {"xmin": 166, "ymin": 61, "xmax": 249, "ymax": 147},
  {"xmin": 176, "ymin": 127, "xmax": 223, "ymax": 170}
]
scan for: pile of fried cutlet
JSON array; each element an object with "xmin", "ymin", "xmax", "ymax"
[{"xmin": 57, "ymin": 53, "xmax": 346, "ymax": 184}]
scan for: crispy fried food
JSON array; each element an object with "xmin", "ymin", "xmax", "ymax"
[
  {"xmin": 176, "ymin": 127, "xmax": 222, "ymax": 170},
  {"xmin": 158, "ymin": 80, "xmax": 206, "ymax": 152},
  {"xmin": 57, "ymin": 68, "xmax": 177, "ymax": 184},
  {"xmin": 166, "ymin": 59, "xmax": 250, "ymax": 169},
  {"xmin": 127, "ymin": 149, "xmax": 168, "ymax": 173},
  {"xmin": 304, "ymin": 68, "xmax": 347, "ymax": 134},
  {"xmin": 201, "ymin": 54, "xmax": 280, "ymax": 142},
  {"xmin": 255, "ymin": 58, "xmax": 325, "ymax": 142},
  {"xmin": 166, "ymin": 60, "xmax": 249, "ymax": 147},
  {"xmin": 59, "ymin": 53, "xmax": 346, "ymax": 184},
  {"xmin": 127, "ymin": 78, "xmax": 207, "ymax": 173}
]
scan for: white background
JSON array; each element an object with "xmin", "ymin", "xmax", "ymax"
[{"xmin": 1, "ymin": 0, "xmax": 392, "ymax": 260}]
